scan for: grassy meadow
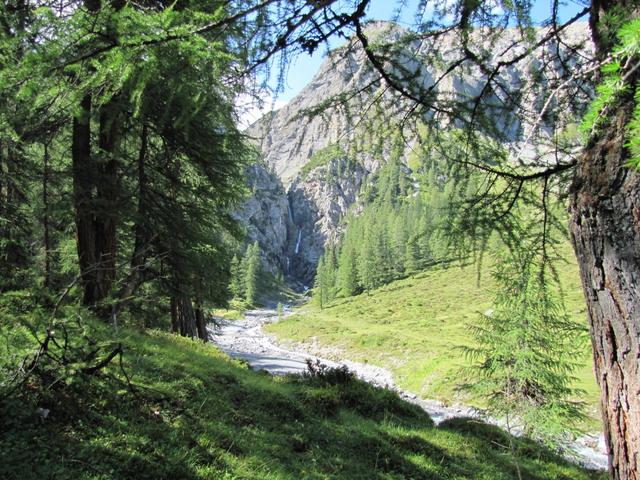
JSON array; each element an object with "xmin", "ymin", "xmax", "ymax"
[
  {"xmin": 0, "ymin": 313, "xmax": 604, "ymax": 479},
  {"xmin": 266, "ymin": 250, "xmax": 601, "ymax": 426}
]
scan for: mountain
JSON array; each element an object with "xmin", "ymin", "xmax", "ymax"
[{"xmin": 238, "ymin": 21, "xmax": 592, "ymax": 286}]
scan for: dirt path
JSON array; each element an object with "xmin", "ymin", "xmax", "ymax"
[{"xmin": 208, "ymin": 307, "xmax": 608, "ymax": 471}]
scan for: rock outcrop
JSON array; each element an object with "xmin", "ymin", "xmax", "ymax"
[
  {"xmin": 233, "ymin": 163, "xmax": 291, "ymax": 276},
  {"xmin": 239, "ymin": 21, "xmax": 592, "ymax": 286}
]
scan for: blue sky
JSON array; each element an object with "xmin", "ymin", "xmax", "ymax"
[
  {"xmin": 273, "ymin": 0, "xmax": 588, "ymax": 103},
  {"xmin": 238, "ymin": 0, "xmax": 588, "ymax": 127}
]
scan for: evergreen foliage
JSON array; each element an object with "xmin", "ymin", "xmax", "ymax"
[
  {"xmin": 243, "ymin": 241, "xmax": 262, "ymax": 306},
  {"xmin": 463, "ymin": 246, "xmax": 587, "ymax": 444},
  {"xmin": 581, "ymin": 17, "xmax": 640, "ymax": 169},
  {"xmin": 0, "ymin": 0, "xmax": 373, "ymax": 337},
  {"xmin": 313, "ymin": 132, "xmax": 463, "ymax": 300},
  {"xmin": 227, "ymin": 241, "xmax": 265, "ymax": 307}
]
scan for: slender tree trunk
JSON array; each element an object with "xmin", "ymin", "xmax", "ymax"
[
  {"xmin": 43, "ymin": 141, "xmax": 51, "ymax": 289},
  {"xmin": 0, "ymin": 140, "xmax": 4, "ymax": 218},
  {"xmin": 3, "ymin": 144, "xmax": 28, "ymax": 278},
  {"xmin": 0, "ymin": 141, "xmax": 6, "ymax": 272},
  {"xmin": 569, "ymin": 4, "xmax": 640, "ymax": 478},
  {"xmin": 115, "ymin": 124, "xmax": 150, "ymax": 314},
  {"xmin": 170, "ymin": 296, "xmax": 180, "ymax": 333}
]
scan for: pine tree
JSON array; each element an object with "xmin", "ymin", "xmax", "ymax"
[
  {"xmin": 229, "ymin": 255, "xmax": 244, "ymax": 300},
  {"xmin": 337, "ymin": 243, "xmax": 359, "ymax": 297},
  {"xmin": 314, "ymin": 254, "xmax": 327, "ymax": 309},
  {"xmin": 404, "ymin": 238, "xmax": 421, "ymax": 275}
]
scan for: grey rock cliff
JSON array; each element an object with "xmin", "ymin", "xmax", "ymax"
[
  {"xmin": 233, "ymin": 163, "xmax": 292, "ymax": 276},
  {"xmin": 239, "ymin": 22, "xmax": 592, "ymax": 285}
]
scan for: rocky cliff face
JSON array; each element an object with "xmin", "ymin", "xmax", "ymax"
[
  {"xmin": 286, "ymin": 158, "xmax": 368, "ymax": 283},
  {"xmin": 239, "ymin": 22, "xmax": 592, "ymax": 286},
  {"xmin": 233, "ymin": 163, "xmax": 291, "ymax": 276}
]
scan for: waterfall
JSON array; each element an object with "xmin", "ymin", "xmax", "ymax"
[
  {"xmin": 287, "ymin": 203, "xmax": 294, "ymax": 223},
  {"xmin": 294, "ymin": 229, "xmax": 302, "ymax": 254},
  {"xmin": 285, "ymin": 257, "xmax": 290, "ymax": 274}
]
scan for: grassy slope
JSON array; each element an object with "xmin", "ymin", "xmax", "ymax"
[
  {"xmin": 266, "ymin": 249, "xmax": 600, "ymax": 424},
  {"xmin": 0, "ymin": 318, "xmax": 603, "ymax": 480}
]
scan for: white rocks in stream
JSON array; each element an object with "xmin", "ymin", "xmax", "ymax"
[{"xmin": 208, "ymin": 308, "xmax": 608, "ymax": 472}]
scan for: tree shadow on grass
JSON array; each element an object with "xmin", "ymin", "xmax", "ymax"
[{"xmin": 0, "ymin": 332, "xmax": 606, "ymax": 480}]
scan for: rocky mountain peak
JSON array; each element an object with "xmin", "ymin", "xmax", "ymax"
[{"xmin": 239, "ymin": 21, "xmax": 592, "ymax": 285}]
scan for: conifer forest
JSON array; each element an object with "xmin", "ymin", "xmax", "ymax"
[{"xmin": 0, "ymin": 1, "xmax": 639, "ymax": 479}]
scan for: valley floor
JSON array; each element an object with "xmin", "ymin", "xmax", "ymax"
[
  {"xmin": 210, "ymin": 307, "xmax": 607, "ymax": 471},
  {"xmin": 266, "ymin": 260, "xmax": 600, "ymax": 422}
]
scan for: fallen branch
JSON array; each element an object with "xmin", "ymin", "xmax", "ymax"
[{"xmin": 81, "ymin": 343, "xmax": 123, "ymax": 375}]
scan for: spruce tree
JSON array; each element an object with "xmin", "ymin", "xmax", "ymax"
[
  {"xmin": 244, "ymin": 242, "xmax": 261, "ymax": 307},
  {"xmin": 229, "ymin": 255, "xmax": 244, "ymax": 300},
  {"xmin": 464, "ymin": 248, "xmax": 586, "ymax": 444},
  {"xmin": 314, "ymin": 254, "xmax": 327, "ymax": 309},
  {"xmin": 337, "ymin": 243, "xmax": 359, "ymax": 297}
]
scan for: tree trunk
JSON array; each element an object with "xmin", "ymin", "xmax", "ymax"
[
  {"xmin": 570, "ymin": 104, "xmax": 640, "ymax": 479},
  {"xmin": 72, "ymin": 93, "xmax": 102, "ymax": 306},
  {"xmin": 170, "ymin": 293, "xmax": 198, "ymax": 338},
  {"xmin": 43, "ymin": 141, "xmax": 51, "ymax": 289},
  {"xmin": 114, "ymin": 124, "xmax": 150, "ymax": 314},
  {"xmin": 72, "ymin": 95, "xmax": 119, "ymax": 307},
  {"xmin": 195, "ymin": 300, "xmax": 208, "ymax": 341},
  {"xmin": 569, "ymin": 4, "xmax": 640, "ymax": 478},
  {"xmin": 71, "ymin": 0, "xmax": 123, "ymax": 312},
  {"xmin": 94, "ymin": 100, "xmax": 121, "ymax": 304}
]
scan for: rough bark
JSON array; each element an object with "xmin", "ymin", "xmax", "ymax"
[
  {"xmin": 569, "ymin": 3, "xmax": 640, "ymax": 478},
  {"xmin": 170, "ymin": 293, "xmax": 198, "ymax": 338},
  {"xmin": 72, "ymin": 93, "xmax": 101, "ymax": 305},
  {"xmin": 72, "ymin": 97, "xmax": 120, "ymax": 307},
  {"xmin": 195, "ymin": 301, "xmax": 208, "ymax": 341},
  {"xmin": 95, "ymin": 100, "xmax": 121, "ymax": 303},
  {"xmin": 71, "ymin": 0, "xmax": 123, "ymax": 310},
  {"xmin": 570, "ymin": 103, "xmax": 640, "ymax": 480}
]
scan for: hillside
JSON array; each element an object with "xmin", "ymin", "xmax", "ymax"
[
  {"xmin": 0, "ymin": 317, "xmax": 604, "ymax": 480},
  {"xmin": 266, "ymin": 250, "xmax": 601, "ymax": 424}
]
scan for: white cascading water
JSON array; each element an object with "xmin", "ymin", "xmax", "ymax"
[
  {"xmin": 294, "ymin": 229, "xmax": 302, "ymax": 254},
  {"xmin": 287, "ymin": 203, "xmax": 294, "ymax": 223}
]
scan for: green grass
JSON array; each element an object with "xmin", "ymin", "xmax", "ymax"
[
  {"xmin": 0, "ymin": 312, "xmax": 603, "ymax": 479},
  {"xmin": 266, "ymin": 249, "xmax": 601, "ymax": 426}
]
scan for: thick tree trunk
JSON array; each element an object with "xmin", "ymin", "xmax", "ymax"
[
  {"xmin": 95, "ymin": 101, "xmax": 120, "ymax": 303},
  {"xmin": 569, "ymin": 3, "xmax": 640, "ymax": 478},
  {"xmin": 71, "ymin": 0, "xmax": 123, "ymax": 312},
  {"xmin": 170, "ymin": 293, "xmax": 198, "ymax": 338},
  {"xmin": 569, "ymin": 98, "xmax": 640, "ymax": 479},
  {"xmin": 72, "ymin": 96, "xmax": 119, "ymax": 307},
  {"xmin": 195, "ymin": 301, "xmax": 208, "ymax": 341},
  {"xmin": 72, "ymin": 93, "xmax": 102, "ymax": 306}
]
